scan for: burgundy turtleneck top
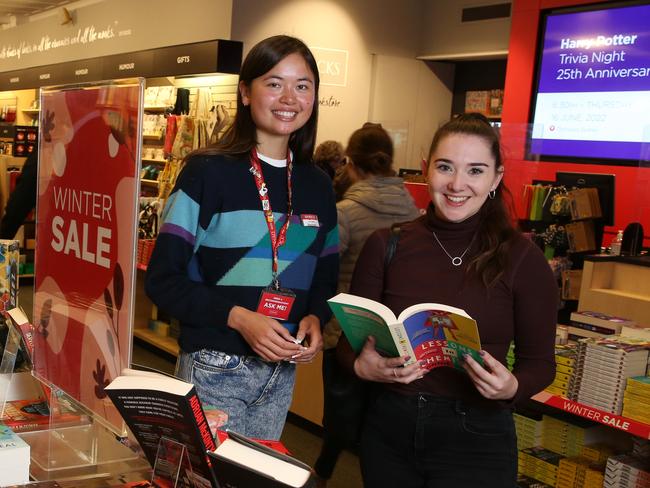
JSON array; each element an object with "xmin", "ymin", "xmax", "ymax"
[{"xmin": 341, "ymin": 203, "xmax": 558, "ymax": 408}]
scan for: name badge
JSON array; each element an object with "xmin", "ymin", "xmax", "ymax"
[
  {"xmin": 300, "ymin": 213, "xmax": 319, "ymax": 227},
  {"xmin": 256, "ymin": 287, "xmax": 296, "ymax": 321}
]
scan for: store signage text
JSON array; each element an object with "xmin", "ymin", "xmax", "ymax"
[
  {"xmin": 319, "ymin": 95, "xmax": 342, "ymax": 108},
  {"xmin": 50, "ymin": 185, "xmax": 113, "ymax": 269},
  {"xmin": 311, "ymin": 47, "xmax": 349, "ymax": 87},
  {"xmin": 177, "ymin": 56, "xmax": 191, "ymax": 64},
  {"xmin": 0, "ymin": 22, "xmax": 132, "ymax": 61}
]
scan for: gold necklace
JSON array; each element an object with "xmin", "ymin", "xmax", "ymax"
[{"xmin": 432, "ymin": 231, "xmax": 474, "ymax": 267}]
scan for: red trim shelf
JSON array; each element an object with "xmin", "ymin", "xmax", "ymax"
[
  {"xmin": 136, "ymin": 263, "xmax": 147, "ymax": 271},
  {"xmin": 532, "ymin": 391, "xmax": 650, "ymax": 439}
]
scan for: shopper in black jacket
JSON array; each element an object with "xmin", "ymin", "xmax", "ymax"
[{"xmin": 0, "ymin": 150, "xmax": 37, "ymax": 239}]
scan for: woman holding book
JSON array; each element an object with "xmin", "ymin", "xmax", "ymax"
[
  {"xmin": 145, "ymin": 35, "xmax": 339, "ymax": 440},
  {"xmin": 337, "ymin": 113, "xmax": 558, "ymax": 487}
]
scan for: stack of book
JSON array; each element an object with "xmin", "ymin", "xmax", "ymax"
[
  {"xmin": 553, "ymin": 345, "xmax": 578, "ymax": 398},
  {"xmin": 556, "ymin": 456, "xmax": 605, "ymax": 488},
  {"xmin": 0, "ymin": 422, "xmax": 30, "ymax": 485},
  {"xmin": 514, "ymin": 412, "xmax": 544, "ymax": 450},
  {"xmin": 622, "ymin": 376, "xmax": 650, "ymax": 424},
  {"xmin": 518, "ymin": 447, "xmax": 563, "ymax": 487},
  {"xmin": 604, "ymin": 454, "xmax": 650, "ymax": 487},
  {"xmin": 542, "ymin": 415, "xmax": 608, "ymax": 458},
  {"xmin": 516, "ymin": 475, "xmax": 553, "ymax": 487},
  {"xmin": 568, "ymin": 311, "xmax": 635, "ymax": 341},
  {"xmin": 631, "ymin": 438, "xmax": 650, "ymax": 460},
  {"xmin": 570, "ymin": 338, "xmax": 649, "ymax": 414}
]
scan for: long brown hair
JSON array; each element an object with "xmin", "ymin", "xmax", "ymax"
[
  {"xmin": 189, "ymin": 35, "xmax": 320, "ymax": 163},
  {"xmin": 428, "ymin": 113, "xmax": 518, "ymax": 286}
]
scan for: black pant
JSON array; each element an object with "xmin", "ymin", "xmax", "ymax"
[
  {"xmin": 360, "ymin": 389, "xmax": 517, "ymax": 488},
  {"xmin": 315, "ymin": 349, "xmax": 369, "ymax": 479}
]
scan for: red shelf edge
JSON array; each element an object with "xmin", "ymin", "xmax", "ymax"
[
  {"xmin": 136, "ymin": 263, "xmax": 147, "ymax": 272},
  {"xmin": 532, "ymin": 391, "xmax": 650, "ymax": 439}
]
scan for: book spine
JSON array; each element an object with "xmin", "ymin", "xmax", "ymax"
[
  {"xmin": 570, "ymin": 320, "xmax": 618, "ymax": 335},
  {"xmin": 387, "ymin": 323, "xmax": 416, "ymax": 365},
  {"xmin": 188, "ymin": 392, "xmax": 217, "ymax": 452}
]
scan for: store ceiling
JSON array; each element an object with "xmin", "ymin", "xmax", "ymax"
[{"xmin": 0, "ymin": 0, "xmax": 75, "ymax": 19}]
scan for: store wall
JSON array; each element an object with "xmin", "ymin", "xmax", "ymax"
[
  {"xmin": 419, "ymin": 0, "xmax": 511, "ymax": 59},
  {"xmin": 231, "ymin": 0, "xmax": 453, "ymax": 168},
  {"xmin": 503, "ymin": 0, "xmax": 650, "ymax": 243},
  {"xmin": 0, "ymin": 0, "xmax": 232, "ymax": 71}
]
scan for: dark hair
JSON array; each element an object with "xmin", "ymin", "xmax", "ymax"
[
  {"xmin": 314, "ymin": 140, "xmax": 344, "ymax": 178},
  {"xmin": 190, "ymin": 35, "xmax": 319, "ymax": 163},
  {"xmin": 346, "ymin": 124, "xmax": 394, "ymax": 176},
  {"xmin": 428, "ymin": 113, "xmax": 517, "ymax": 287}
]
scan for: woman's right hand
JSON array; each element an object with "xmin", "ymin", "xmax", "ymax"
[
  {"xmin": 227, "ymin": 306, "xmax": 304, "ymax": 362},
  {"xmin": 353, "ymin": 336, "xmax": 428, "ymax": 384}
]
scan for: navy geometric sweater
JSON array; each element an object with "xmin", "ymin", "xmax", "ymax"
[{"xmin": 145, "ymin": 153, "xmax": 339, "ymax": 356}]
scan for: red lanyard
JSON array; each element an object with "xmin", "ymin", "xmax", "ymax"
[{"xmin": 249, "ymin": 148, "xmax": 293, "ymax": 288}]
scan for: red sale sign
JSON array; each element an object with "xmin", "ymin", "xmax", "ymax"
[{"xmin": 33, "ymin": 79, "xmax": 143, "ymax": 429}]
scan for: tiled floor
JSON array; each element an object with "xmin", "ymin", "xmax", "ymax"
[{"xmin": 19, "ymin": 282, "xmax": 363, "ymax": 488}]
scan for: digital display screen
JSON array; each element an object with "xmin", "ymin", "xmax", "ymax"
[{"xmin": 528, "ymin": 2, "xmax": 650, "ymax": 164}]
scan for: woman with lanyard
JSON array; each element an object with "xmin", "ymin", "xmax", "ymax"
[{"xmin": 145, "ymin": 35, "xmax": 339, "ymax": 440}]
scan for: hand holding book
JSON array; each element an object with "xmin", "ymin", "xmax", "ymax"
[
  {"xmin": 352, "ymin": 335, "xmax": 428, "ymax": 384},
  {"xmin": 463, "ymin": 350, "xmax": 519, "ymax": 401}
]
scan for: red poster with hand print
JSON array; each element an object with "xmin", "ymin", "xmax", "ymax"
[{"xmin": 33, "ymin": 79, "xmax": 143, "ymax": 429}]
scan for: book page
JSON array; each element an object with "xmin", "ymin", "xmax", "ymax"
[
  {"xmin": 215, "ymin": 438, "xmax": 311, "ymax": 488},
  {"xmin": 328, "ymin": 294, "xmax": 398, "ymax": 355},
  {"xmin": 398, "ymin": 304, "xmax": 482, "ymax": 371}
]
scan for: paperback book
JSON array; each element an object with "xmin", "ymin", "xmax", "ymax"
[
  {"xmin": 327, "ymin": 293, "xmax": 482, "ymax": 370},
  {"xmin": 208, "ymin": 430, "xmax": 315, "ymax": 488}
]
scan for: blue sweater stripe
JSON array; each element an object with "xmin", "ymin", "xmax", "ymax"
[{"xmin": 161, "ymin": 190, "xmax": 200, "ymax": 235}]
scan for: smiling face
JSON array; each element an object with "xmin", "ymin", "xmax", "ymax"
[
  {"xmin": 240, "ymin": 53, "xmax": 316, "ymax": 157},
  {"xmin": 423, "ymin": 133, "xmax": 503, "ymax": 223}
]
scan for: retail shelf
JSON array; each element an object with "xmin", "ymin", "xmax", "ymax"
[
  {"xmin": 141, "ymin": 158, "xmax": 167, "ymax": 164},
  {"xmin": 133, "ymin": 328, "xmax": 179, "ymax": 356},
  {"xmin": 532, "ymin": 391, "xmax": 650, "ymax": 439},
  {"xmin": 143, "ymin": 105, "xmax": 168, "ymax": 113},
  {"xmin": 140, "ymin": 179, "xmax": 159, "ymax": 186},
  {"xmin": 142, "ymin": 133, "xmax": 163, "ymax": 140},
  {"xmin": 21, "ymin": 109, "xmax": 40, "ymax": 116},
  {"xmin": 136, "ymin": 263, "xmax": 147, "ymax": 272}
]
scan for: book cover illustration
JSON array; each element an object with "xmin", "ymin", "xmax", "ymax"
[
  {"xmin": 399, "ymin": 309, "xmax": 482, "ymax": 370},
  {"xmin": 328, "ymin": 294, "xmax": 482, "ymax": 371}
]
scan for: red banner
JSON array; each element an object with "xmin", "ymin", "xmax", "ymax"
[{"xmin": 33, "ymin": 79, "xmax": 143, "ymax": 429}]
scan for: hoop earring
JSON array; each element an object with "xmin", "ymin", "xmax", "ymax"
[{"xmin": 488, "ymin": 190, "xmax": 496, "ymax": 199}]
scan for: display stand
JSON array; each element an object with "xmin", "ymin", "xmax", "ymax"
[
  {"xmin": 1, "ymin": 317, "xmax": 149, "ymax": 483},
  {"xmin": 151, "ymin": 436, "xmax": 196, "ymax": 488},
  {"xmin": 0, "ymin": 317, "xmax": 22, "ymax": 408}
]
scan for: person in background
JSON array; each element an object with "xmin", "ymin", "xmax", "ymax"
[
  {"xmin": 337, "ymin": 113, "xmax": 558, "ymax": 487},
  {"xmin": 314, "ymin": 123, "xmax": 420, "ymax": 486},
  {"xmin": 145, "ymin": 35, "xmax": 339, "ymax": 440},
  {"xmin": 0, "ymin": 150, "xmax": 37, "ymax": 240},
  {"xmin": 314, "ymin": 140, "xmax": 345, "ymax": 180}
]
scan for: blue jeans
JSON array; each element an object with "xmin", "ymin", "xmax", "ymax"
[
  {"xmin": 175, "ymin": 349, "xmax": 296, "ymax": 440},
  {"xmin": 360, "ymin": 389, "xmax": 517, "ymax": 488}
]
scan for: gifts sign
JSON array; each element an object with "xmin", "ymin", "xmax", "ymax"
[{"xmin": 33, "ymin": 79, "xmax": 143, "ymax": 429}]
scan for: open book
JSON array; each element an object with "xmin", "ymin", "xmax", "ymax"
[
  {"xmin": 328, "ymin": 293, "xmax": 482, "ymax": 370},
  {"xmin": 208, "ymin": 430, "xmax": 315, "ymax": 488}
]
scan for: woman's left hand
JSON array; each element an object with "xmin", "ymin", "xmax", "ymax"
[
  {"xmin": 291, "ymin": 315, "xmax": 323, "ymax": 363},
  {"xmin": 463, "ymin": 350, "xmax": 518, "ymax": 401}
]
